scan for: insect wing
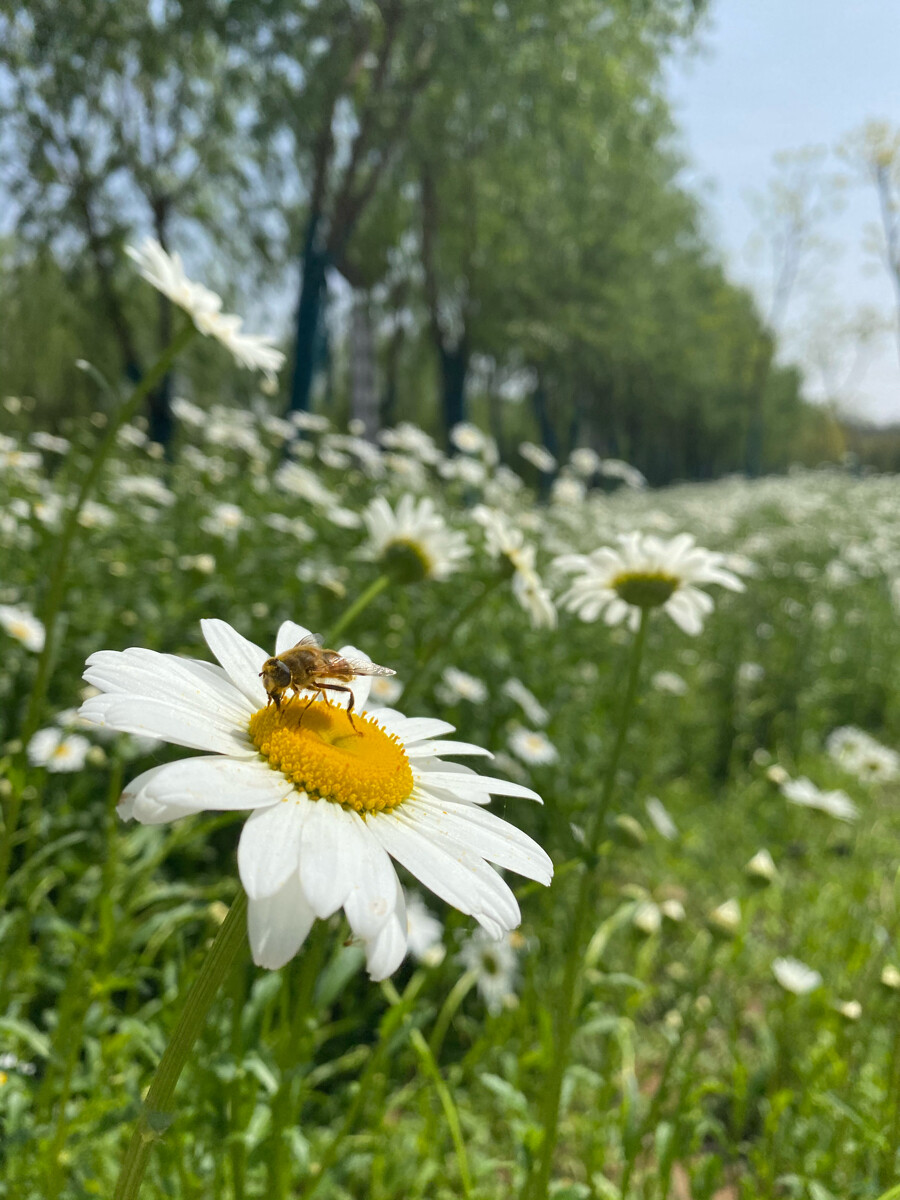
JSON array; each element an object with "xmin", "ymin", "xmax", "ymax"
[
  {"xmin": 288, "ymin": 633, "xmax": 323, "ymax": 650},
  {"xmin": 334, "ymin": 655, "xmax": 396, "ymax": 678}
]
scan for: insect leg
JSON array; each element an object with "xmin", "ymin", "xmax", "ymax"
[{"xmin": 315, "ymin": 683, "xmax": 360, "ymax": 733}]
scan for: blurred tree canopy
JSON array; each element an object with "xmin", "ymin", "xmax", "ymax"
[{"xmin": 0, "ymin": 0, "xmax": 843, "ymax": 483}]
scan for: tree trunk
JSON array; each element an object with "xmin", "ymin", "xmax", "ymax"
[
  {"xmin": 349, "ymin": 291, "xmax": 379, "ymax": 441},
  {"xmin": 287, "ymin": 215, "xmax": 329, "ymax": 414},
  {"xmin": 440, "ymin": 342, "xmax": 468, "ymax": 440}
]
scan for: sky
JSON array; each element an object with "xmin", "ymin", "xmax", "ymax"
[{"xmin": 665, "ymin": 0, "xmax": 900, "ymax": 424}]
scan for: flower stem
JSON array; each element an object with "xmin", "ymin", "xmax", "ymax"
[
  {"xmin": 19, "ymin": 321, "xmax": 197, "ymax": 751},
  {"xmin": 521, "ymin": 609, "xmax": 649, "ymax": 1200},
  {"xmin": 324, "ymin": 573, "xmax": 390, "ymax": 646},
  {"xmin": 113, "ymin": 889, "xmax": 248, "ymax": 1200}
]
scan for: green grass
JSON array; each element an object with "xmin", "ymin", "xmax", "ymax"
[{"xmin": 2, "ymin": 403, "xmax": 900, "ymax": 1199}]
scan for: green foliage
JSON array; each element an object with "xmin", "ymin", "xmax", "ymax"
[{"xmin": 2, "ymin": 397, "xmax": 900, "ymax": 1197}]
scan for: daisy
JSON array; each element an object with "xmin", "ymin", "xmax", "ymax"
[
  {"xmin": 458, "ymin": 928, "xmax": 521, "ymax": 1014},
  {"xmin": 27, "ymin": 728, "xmax": 92, "ymax": 773},
  {"xmin": 554, "ymin": 532, "xmax": 746, "ymax": 635},
  {"xmin": 126, "ymin": 238, "xmax": 284, "ymax": 381},
  {"xmin": 780, "ymin": 776, "xmax": 859, "ymax": 822},
  {"xmin": 518, "ymin": 442, "xmax": 557, "ymax": 473},
  {"xmin": 772, "ymin": 957, "xmax": 822, "ymax": 995},
  {"xmin": 437, "ymin": 666, "xmax": 489, "ymax": 705},
  {"xmin": 508, "ymin": 728, "xmax": 558, "ymax": 766},
  {"xmin": 405, "ymin": 893, "xmax": 445, "ymax": 965},
  {"xmin": 0, "ymin": 604, "xmax": 45, "ymax": 653},
  {"xmin": 644, "ymin": 796, "xmax": 677, "ymax": 841},
  {"xmin": 472, "ymin": 506, "xmax": 557, "ymax": 629},
  {"xmin": 361, "ymin": 495, "xmax": 471, "ymax": 583},
  {"xmin": 502, "ymin": 678, "xmax": 549, "ymax": 727},
  {"xmin": 78, "ymin": 619, "xmax": 552, "ymax": 980},
  {"xmin": 826, "ymin": 726, "xmax": 900, "ymax": 784},
  {"xmin": 745, "ymin": 848, "xmax": 777, "ymax": 884}
]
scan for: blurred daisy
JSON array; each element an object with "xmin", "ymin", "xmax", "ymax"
[
  {"xmin": 651, "ymin": 671, "xmax": 688, "ymax": 696},
  {"xmin": 568, "ymin": 447, "xmax": 601, "ymax": 477},
  {"xmin": 644, "ymin": 796, "xmax": 677, "ymax": 841},
  {"xmin": 826, "ymin": 726, "xmax": 900, "ymax": 784},
  {"xmin": 781, "ymin": 776, "xmax": 859, "ymax": 822},
  {"xmin": 126, "ymin": 238, "xmax": 284, "ymax": 381},
  {"xmin": 632, "ymin": 900, "xmax": 662, "ymax": 936},
  {"xmin": 28, "ymin": 728, "xmax": 91, "ymax": 773},
  {"xmin": 437, "ymin": 666, "xmax": 488, "ymax": 705},
  {"xmin": 772, "ymin": 957, "xmax": 822, "ymax": 995},
  {"xmin": 502, "ymin": 678, "xmax": 549, "ymax": 726},
  {"xmin": 599, "ymin": 459, "xmax": 646, "ymax": 490},
  {"xmin": 458, "ymin": 928, "xmax": 521, "ymax": 1014},
  {"xmin": 450, "ymin": 422, "xmax": 491, "ymax": 456},
  {"xmin": 362, "ymin": 495, "xmax": 470, "ymax": 583},
  {"xmin": 368, "ymin": 674, "xmax": 403, "ymax": 706},
  {"xmin": 708, "ymin": 898, "xmax": 741, "ymax": 937},
  {"xmin": 508, "ymin": 728, "xmax": 558, "ymax": 766},
  {"xmin": 519, "ymin": 442, "xmax": 557, "ymax": 473},
  {"xmin": 201, "ymin": 502, "xmax": 246, "ymax": 541},
  {"xmin": 79, "ymin": 619, "xmax": 551, "ymax": 979},
  {"xmin": 406, "ymin": 893, "xmax": 445, "ymax": 965},
  {"xmin": 29, "ymin": 432, "xmax": 70, "ymax": 454},
  {"xmin": 555, "ymin": 532, "xmax": 746, "ymax": 635},
  {"xmin": 472, "ymin": 506, "xmax": 556, "ymax": 629},
  {"xmin": 745, "ymin": 848, "xmax": 777, "ymax": 884},
  {"xmin": 0, "ymin": 604, "xmax": 45, "ymax": 652}
]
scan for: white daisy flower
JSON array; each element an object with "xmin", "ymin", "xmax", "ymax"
[
  {"xmin": 644, "ymin": 796, "xmax": 677, "ymax": 841},
  {"xmin": 0, "ymin": 604, "xmax": 45, "ymax": 652},
  {"xmin": 450, "ymin": 422, "xmax": 490, "ymax": 456},
  {"xmin": 772, "ymin": 957, "xmax": 822, "ymax": 995},
  {"xmin": 568, "ymin": 447, "xmax": 601, "ymax": 477},
  {"xmin": 651, "ymin": 671, "xmax": 688, "ymax": 696},
  {"xmin": 437, "ymin": 666, "xmax": 489, "ymax": 705},
  {"xmin": 126, "ymin": 238, "xmax": 284, "ymax": 381},
  {"xmin": 471, "ymin": 506, "xmax": 556, "ymax": 629},
  {"xmin": 361, "ymin": 495, "xmax": 471, "ymax": 583},
  {"xmin": 29, "ymin": 432, "xmax": 70, "ymax": 454},
  {"xmin": 745, "ymin": 848, "xmax": 777, "ymax": 884},
  {"xmin": 78, "ymin": 619, "xmax": 551, "ymax": 980},
  {"xmin": 502, "ymin": 678, "xmax": 549, "ymax": 726},
  {"xmin": 458, "ymin": 928, "xmax": 521, "ymax": 1014},
  {"xmin": 405, "ymin": 893, "xmax": 445, "ymax": 965},
  {"xmin": 599, "ymin": 458, "xmax": 646, "ymax": 489},
  {"xmin": 707, "ymin": 898, "xmax": 741, "ymax": 937},
  {"xmin": 826, "ymin": 726, "xmax": 900, "ymax": 784},
  {"xmin": 508, "ymin": 728, "xmax": 558, "ymax": 766},
  {"xmin": 201, "ymin": 502, "xmax": 246, "ymax": 541},
  {"xmin": 368, "ymin": 674, "xmax": 404, "ymax": 706},
  {"xmin": 554, "ymin": 532, "xmax": 746, "ymax": 635},
  {"xmin": 28, "ymin": 728, "xmax": 92, "ymax": 773},
  {"xmin": 780, "ymin": 776, "xmax": 859, "ymax": 822},
  {"xmin": 632, "ymin": 900, "xmax": 662, "ymax": 935},
  {"xmin": 518, "ymin": 442, "xmax": 557, "ymax": 473}
]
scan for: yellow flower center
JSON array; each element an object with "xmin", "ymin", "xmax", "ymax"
[
  {"xmin": 249, "ymin": 699, "xmax": 414, "ymax": 814},
  {"xmin": 611, "ymin": 570, "xmax": 679, "ymax": 609}
]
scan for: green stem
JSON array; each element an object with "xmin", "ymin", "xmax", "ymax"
[
  {"xmin": 113, "ymin": 890, "xmax": 248, "ymax": 1200},
  {"xmin": 19, "ymin": 321, "xmax": 197, "ymax": 749},
  {"xmin": 429, "ymin": 969, "xmax": 478, "ymax": 1060},
  {"xmin": 324, "ymin": 574, "xmax": 391, "ymax": 646},
  {"xmin": 381, "ymin": 980, "xmax": 473, "ymax": 1198},
  {"xmin": 521, "ymin": 609, "xmax": 649, "ymax": 1200}
]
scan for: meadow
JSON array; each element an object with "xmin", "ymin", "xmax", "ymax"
[{"xmin": 3, "ymin": 376, "xmax": 900, "ymax": 1199}]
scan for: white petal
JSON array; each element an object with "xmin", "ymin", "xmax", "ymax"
[
  {"xmin": 415, "ymin": 769, "xmax": 542, "ymax": 804},
  {"xmin": 201, "ymin": 618, "xmax": 269, "ymax": 707},
  {"xmin": 84, "ymin": 648, "xmax": 250, "ymax": 724},
  {"xmin": 363, "ymin": 879, "xmax": 408, "ymax": 980},
  {"xmin": 142, "ymin": 755, "xmax": 292, "ymax": 812},
  {"xmin": 276, "ymin": 620, "xmax": 314, "ymax": 655},
  {"xmin": 80, "ymin": 694, "xmax": 254, "ymax": 756},
  {"xmin": 238, "ymin": 798, "xmax": 306, "ymax": 899},
  {"xmin": 371, "ymin": 712, "xmax": 455, "ymax": 742},
  {"xmin": 406, "ymin": 740, "xmax": 493, "ymax": 760},
  {"xmin": 369, "ymin": 813, "xmax": 519, "ymax": 938},
  {"xmin": 248, "ymin": 872, "xmax": 317, "ymax": 969},
  {"xmin": 406, "ymin": 797, "xmax": 553, "ymax": 884},
  {"xmin": 664, "ymin": 591, "xmax": 703, "ymax": 635},
  {"xmin": 118, "ymin": 763, "xmax": 194, "ymax": 825},
  {"xmin": 343, "ymin": 814, "xmax": 403, "ymax": 940},
  {"xmin": 297, "ymin": 800, "xmax": 359, "ymax": 917}
]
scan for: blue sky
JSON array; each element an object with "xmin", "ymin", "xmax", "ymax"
[{"xmin": 666, "ymin": 0, "xmax": 900, "ymax": 423}]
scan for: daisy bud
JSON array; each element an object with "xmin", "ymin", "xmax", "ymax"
[
  {"xmin": 745, "ymin": 848, "xmax": 777, "ymax": 886},
  {"xmin": 613, "ymin": 814, "xmax": 647, "ymax": 848},
  {"xmin": 707, "ymin": 898, "xmax": 741, "ymax": 938}
]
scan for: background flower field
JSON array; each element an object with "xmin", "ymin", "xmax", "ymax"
[{"xmin": 3, "ymin": 401, "xmax": 900, "ymax": 1198}]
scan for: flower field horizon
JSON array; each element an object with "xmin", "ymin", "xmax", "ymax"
[{"xmin": 4, "ymin": 384, "xmax": 900, "ymax": 1198}]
